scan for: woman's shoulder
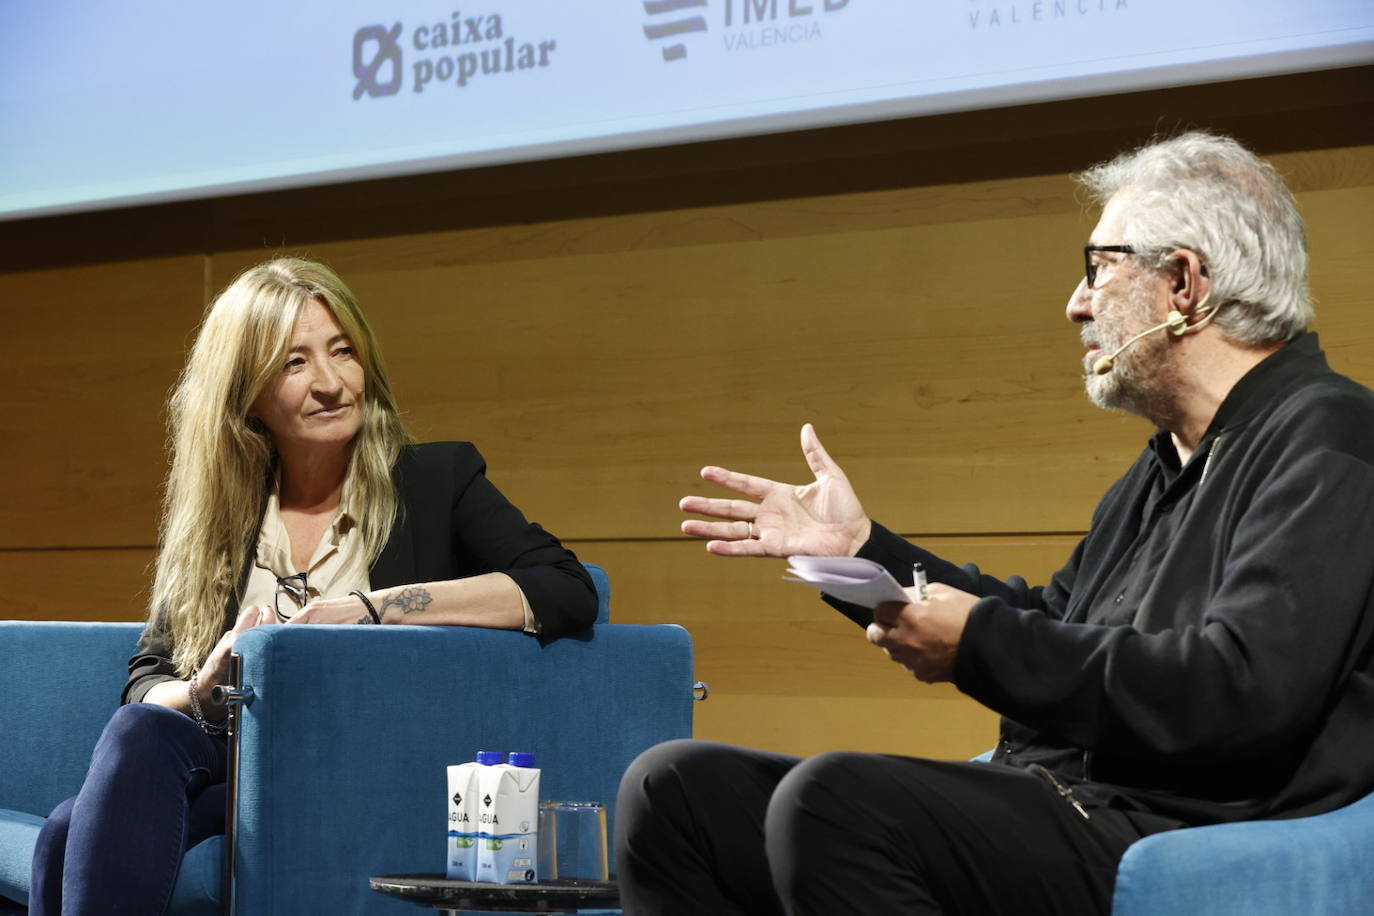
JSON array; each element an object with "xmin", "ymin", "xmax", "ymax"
[{"xmin": 394, "ymin": 441, "xmax": 487, "ymax": 483}]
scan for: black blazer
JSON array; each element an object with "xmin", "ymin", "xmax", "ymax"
[{"xmin": 122, "ymin": 442, "xmax": 595, "ymax": 704}]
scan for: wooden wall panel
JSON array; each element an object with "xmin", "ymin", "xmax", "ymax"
[
  {"xmin": 2, "ymin": 160, "xmax": 1366, "ymax": 556},
  {"xmin": 1, "ymin": 71, "xmax": 1371, "ymax": 763},
  {"xmin": 207, "ymin": 147, "xmax": 1374, "ymax": 548},
  {"xmin": 0, "ymin": 549, "xmax": 153, "ymax": 621},
  {"xmin": 0, "ymin": 256, "xmax": 207, "ymax": 548},
  {"xmin": 578, "ymin": 536, "xmax": 1074, "ymax": 759},
  {"xmin": 1304, "ymin": 183, "xmax": 1374, "ymax": 381},
  {"xmin": 212, "ymin": 206, "xmax": 1128, "ymax": 541}
]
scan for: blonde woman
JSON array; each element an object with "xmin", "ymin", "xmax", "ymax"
[{"xmin": 30, "ymin": 258, "xmax": 595, "ymax": 915}]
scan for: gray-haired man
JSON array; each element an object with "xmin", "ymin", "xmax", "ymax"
[{"xmin": 618, "ymin": 132, "xmax": 1374, "ymax": 915}]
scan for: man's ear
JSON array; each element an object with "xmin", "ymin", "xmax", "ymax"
[{"xmin": 1165, "ymin": 249, "xmax": 1211, "ymax": 317}]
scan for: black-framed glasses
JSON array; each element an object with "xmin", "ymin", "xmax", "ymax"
[
  {"xmin": 274, "ymin": 572, "xmax": 309, "ymax": 622},
  {"xmin": 1083, "ymin": 245, "xmax": 1136, "ymax": 289}
]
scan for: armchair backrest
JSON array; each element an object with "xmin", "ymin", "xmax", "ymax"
[
  {"xmin": 585, "ymin": 562, "xmax": 611, "ymax": 624},
  {"xmin": 0, "ymin": 620, "xmax": 143, "ymax": 817}
]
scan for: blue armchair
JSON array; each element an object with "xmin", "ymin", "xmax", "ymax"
[
  {"xmin": 0, "ymin": 564, "xmax": 695, "ymax": 915},
  {"xmin": 1110, "ymin": 793, "xmax": 1374, "ymax": 914},
  {"xmin": 965, "ymin": 752, "xmax": 1374, "ymax": 913}
]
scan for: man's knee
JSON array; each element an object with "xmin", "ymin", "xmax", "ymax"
[
  {"xmin": 623, "ymin": 737, "xmax": 707, "ymax": 780},
  {"xmin": 766, "ymin": 752, "xmax": 918, "ymax": 909},
  {"xmin": 618, "ymin": 740, "xmax": 739, "ymax": 826},
  {"xmin": 621, "ymin": 739, "xmax": 759, "ymax": 802},
  {"xmin": 618, "ymin": 739, "xmax": 798, "ymax": 856},
  {"xmin": 766, "ymin": 751, "xmax": 939, "ymax": 871},
  {"xmin": 618, "ymin": 740, "xmax": 698, "ymax": 844},
  {"xmin": 767, "ymin": 750, "xmax": 873, "ymax": 832},
  {"xmin": 620, "ymin": 739, "xmax": 693, "ymax": 805}
]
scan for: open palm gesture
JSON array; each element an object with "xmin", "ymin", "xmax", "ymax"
[{"xmin": 680, "ymin": 424, "xmax": 871, "ymax": 558}]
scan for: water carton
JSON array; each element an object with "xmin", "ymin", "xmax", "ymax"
[
  {"xmin": 475, "ymin": 752, "xmax": 541, "ymax": 884},
  {"xmin": 446, "ymin": 751, "xmax": 502, "ymax": 880}
]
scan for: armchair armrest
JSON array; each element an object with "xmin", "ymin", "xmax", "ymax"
[
  {"xmin": 1112, "ymin": 792, "xmax": 1374, "ymax": 916},
  {"xmin": 229, "ymin": 622, "xmax": 694, "ymax": 916}
]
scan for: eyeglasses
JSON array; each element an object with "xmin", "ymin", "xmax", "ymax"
[
  {"xmin": 1083, "ymin": 245, "xmax": 1136, "ymax": 290},
  {"xmin": 274, "ymin": 572, "xmax": 309, "ymax": 622}
]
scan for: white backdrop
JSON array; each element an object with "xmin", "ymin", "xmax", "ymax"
[{"xmin": 2, "ymin": 0, "xmax": 1370, "ymax": 220}]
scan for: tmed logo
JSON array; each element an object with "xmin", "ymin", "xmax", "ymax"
[{"xmin": 642, "ymin": 0, "xmax": 851, "ymax": 61}]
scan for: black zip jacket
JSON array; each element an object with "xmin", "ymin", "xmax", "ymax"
[{"xmin": 837, "ymin": 334, "xmax": 1374, "ymax": 825}]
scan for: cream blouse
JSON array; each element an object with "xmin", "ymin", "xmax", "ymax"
[
  {"xmin": 239, "ymin": 489, "xmax": 371, "ymax": 619},
  {"xmin": 239, "ymin": 488, "xmax": 539, "ymax": 632}
]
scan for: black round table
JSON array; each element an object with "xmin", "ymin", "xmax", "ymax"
[{"xmin": 370, "ymin": 874, "xmax": 620, "ymax": 914}]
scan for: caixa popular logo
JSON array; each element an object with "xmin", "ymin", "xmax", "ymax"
[
  {"xmin": 354, "ymin": 23, "xmax": 404, "ymax": 98},
  {"xmin": 353, "ymin": 10, "xmax": 559, "ymax": 98},
  {"xmin": 643, "ymin": 0, "xmax": 851, "ymax": 62}
]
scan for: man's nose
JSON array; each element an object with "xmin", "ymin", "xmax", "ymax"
[{"xmin": 1066, "ymin": 278, "xmax": 1093, "ymax": 324}]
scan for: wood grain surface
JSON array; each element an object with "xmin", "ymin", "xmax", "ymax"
[{"xmin": 2, "ymin": 68, "xmax": 1371, "ymax": 758}]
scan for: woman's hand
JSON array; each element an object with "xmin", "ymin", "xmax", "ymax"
[
  {"xmin": 866, "ymin": 583, "xmax": 977, "ymax": 683},
  {"xmin": 195, "ymin": 605, "xmax": 273, "ymax": 693},
  {"xmin": 680, "ymin": 423, "xmax": 871, "ymax": 558},
  {"xmin": 285, "ymin": 593, "xmax": 376, "ymax": 625}
]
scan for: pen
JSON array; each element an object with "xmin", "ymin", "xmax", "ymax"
[{"xmin": 914, "ymin": 562, "xmax": 928, "ymax": 600}]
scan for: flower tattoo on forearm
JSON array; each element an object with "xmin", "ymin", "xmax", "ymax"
[{"xmin": 381, "ymin": 586, "xmax": 433, "ymax": 617}]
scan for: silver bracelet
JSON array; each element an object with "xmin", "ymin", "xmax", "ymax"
[{"xmin": 188, "ymin": 672, "xmax": 228, "ymax": 736}]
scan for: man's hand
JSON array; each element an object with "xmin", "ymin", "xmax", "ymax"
[
  {"xmin": 680, "ymin": 423, "xmax": 871, "ymax": 558},
  {"xmin": 867, "ymin": 583, "xmax": 977, "ymax": 683}
]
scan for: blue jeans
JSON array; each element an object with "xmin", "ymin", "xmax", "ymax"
[{"xmin": 30, "ymin": 703, "xmax": 228, "ymax": 916}]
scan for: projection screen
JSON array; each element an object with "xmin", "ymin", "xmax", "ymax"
[{"xmin": 1, "ymin": 0, "xmax": 1370, "ymax": 221}]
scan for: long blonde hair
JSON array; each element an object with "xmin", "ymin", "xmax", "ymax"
[{"xmin": 149, "ymin": 258, "xmax": 411, "ymax": 677}]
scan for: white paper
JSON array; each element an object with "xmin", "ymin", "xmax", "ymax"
[{"xmin": 783, "ymin": 555, "xmax": 911, "ymax": 608}]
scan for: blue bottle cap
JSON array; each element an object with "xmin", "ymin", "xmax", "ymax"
[
  {"xmin": 475, "ymin": 750, "xmax": 503, "ymax": 766},
  {"xmin": 507, "ymin": 752, "xmax": 536, "ymax": 768}
]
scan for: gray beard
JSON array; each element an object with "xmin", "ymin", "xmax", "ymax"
[
  {"xmin": 1082, "ymin": 288, "xmax": 1184, "ymax": 429},
  {"xmin": 1085, "ymin": 335, "xmax": 1183, "ymax": 429}
]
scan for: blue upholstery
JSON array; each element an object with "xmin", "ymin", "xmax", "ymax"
[
  {"xmin": 966, "ymin": 752, "xmax": 1374, "ymax": 913},
  {"xmin": 1112, "ymin": 791, "xmax": 1374, "ymax": 915},
  {"xmin": 0, "ymin": 564, "xmax": 693, "ymax": 914},
  {"xmin": 0, "ymin": 620, "xmax": 143, "ymax": 909},
  {"xmin": 586, "ymin": 563, "xmax": 611, "ymax": 624}
]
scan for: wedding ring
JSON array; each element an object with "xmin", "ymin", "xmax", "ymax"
[{"xmin": 747, "ymin": 521, "xmax": 757, "ymax": 540}]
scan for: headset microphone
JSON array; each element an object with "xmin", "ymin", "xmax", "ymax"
[{"xmin": 1091, "ymin": 293, "xmax": 1216, "ymax": 376}]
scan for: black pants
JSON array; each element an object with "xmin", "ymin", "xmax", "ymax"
[{"xmin": 614, "ymin": 740, "xmax": 1181, "ymax": 916}]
